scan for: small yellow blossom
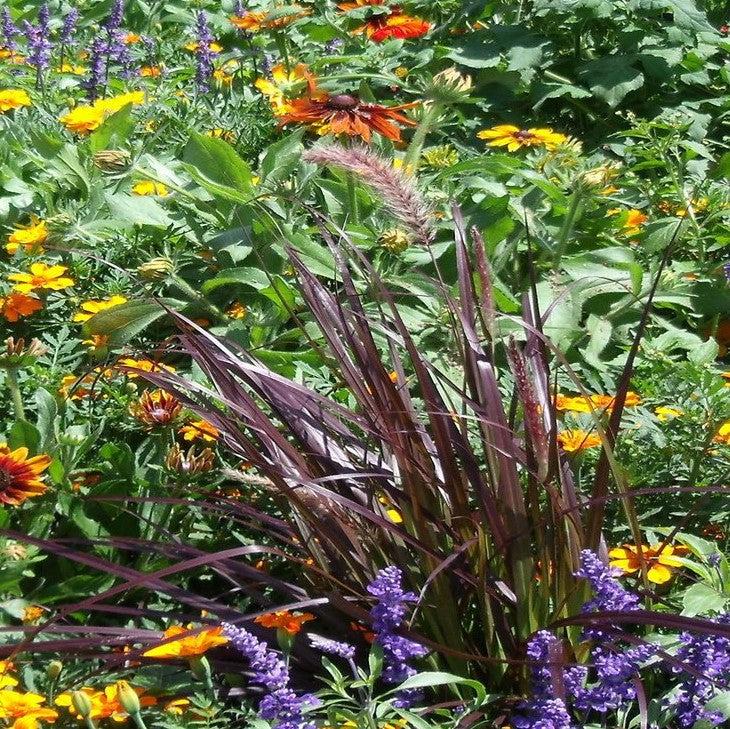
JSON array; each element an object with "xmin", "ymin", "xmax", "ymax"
[
  {"xmin": 22, "ymin": 605, "xmax": 44, "ymax": 624},
  {"xmin": 179, "ymin": 420, "xmax": 219, "ymax": 443},
  {"xmin": 73, "ymin": 295, "xmax": 127, "ymax": 323},
  {"xmin": 655, "ymin": 406, "xmax": 683, "ymax": 421},
  {"xmin": 6, "ymin": 218, "xmax": 48, "ymax": 255},
  {"xmin": 477, "ymin": 124, "xmax": 567, "ymax": 151},
  {"xmin": 9, "ymin": 262, "xmax": 74, "ymax": 293},
  {"xmin": 607, "ymin": 208, "xmax": 648, "ymax": 236},
  {"xmin": 255, "ymin": 63, "xmax": 314, "ymax": 115},
  {"xmin": 609, "ymin": 543, "xmax": 686, "ymax": 584},
  {"xmin": 132, "ymin": 181, "xmax": 169, "ymax": 196},
  {"xmin": 0, "ymin": 89, "xmax": 32, "ymax": 113}
]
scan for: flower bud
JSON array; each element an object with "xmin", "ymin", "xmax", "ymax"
[
  {"xmin": 421, "ymin": 145, "xmax": 459, "ymax": 169},
  {"xmin": 137, "ymin": 256, "xmax": 174, "ymax": 281},
  {"xmin": 379, "ymin": 229, "xmax": 410, "ymax": 254},
  {"xmin": 72, "ymin": 690, "xmax": 93, "ymax": 719},
  {"xmin": 426, "ymin": 67, "xmax": 472, "ymax": 104},
  {"xmin": 92, "ymin": 150, "xmax": 131, "ymax": 172},
  {"xmin": 46, "ymin": 660, "xmax": 63, "ymax": 680},
  {"xmin": 0, "ymin": 337, "xmax": 47, "ymax": 369},
  {"xmin": 115, "ymin": 681, "xmax": 141, "ymax": 716},
  {"xmin": 165, "ymin": 444, "xmax": 216, "ymax": 475}
]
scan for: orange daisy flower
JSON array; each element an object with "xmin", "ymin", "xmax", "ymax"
[
  {"xmin": 557, "ymin": 429, "xmax": 602, "ymax": 452},
  {"xmin": 229, "ymin": 6, "xmax": 311, "ymax": 32},
  {"xmin": 0, "ymin": 293, "xmax": 43, "ymax": 322},
  {"xmin": 142, "ymin": 624, "xmax": 228, "ymax": 659},
  {"xmin": 130, "ymin": 390, "xmax": 182, "ymax": 428},
  {"xmin": 178, "ymin": 420, "xmax": 220, "ymax": 443},
  {"xmin": 56, "ymin": 684, "xmax": 156, "ymax": 721},
  {"xmin": 279, "ymin": 91, "xmax": 417, "ymax": 142},
  {"xmin": 355, "ymin": 10, "xmax": 431, "ymax": 42},
  {"xmin": 9, "ymin": 262, "xmax": 74, "ymax": 293},
  {"xmin": 0, "ymin": 445, "xmax": 51, "ymax": 506},
  {"xmin": 254, "ymin": 610, "xmax": 315, "ymax": 635},
  {"xmin": 608, "ymin": 543, "xmax": 687, "ymax": 584}
]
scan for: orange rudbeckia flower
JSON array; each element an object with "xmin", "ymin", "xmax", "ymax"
[
  {"xmin": 0, "ymin": 445, "xmax": 51, "ymax": 506},
  {"xmin": 608, "ymin": 543, "xmax": 687, "ymax": 584},
  {"xmin": 142, "ymin": 624, "xmax": 229, "ymax": 659},
  {"xmin": 356, "ymin": 10, "xmax": 431, "ymax": 42},
  {"xmin": 279, "ymin": 91, "xmax": 417, "ymax": 142},
  {"xmin": 254, "ymin": 610, "xmax": 315, "ymax": 635}
]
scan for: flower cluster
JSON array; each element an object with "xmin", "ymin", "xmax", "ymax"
[
  {"xmin": 223, "ymin": 623, "xmax": 317, "ymax": 729},
  {"xmin": 367, "ymin": 566, "xmax": 428, "ymax": 707}
]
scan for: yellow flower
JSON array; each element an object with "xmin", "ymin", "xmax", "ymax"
[
  {"xmin": 22, "ymin": 605, "xmax": 44, "ymax": 624},
  {"xmin": 132, "ymin": 181, "xmax": 169, "ymax": 196},
  {"xmin": 83, "ymin": 334, "xmax": 110, "ymax": 351},
  {"xmin": 57, "ymin": 63, "xmax": 85, "ymax": 75},
  {"xmin": 163, "ymin": 699, "xmax": 190, "ymax": 715},
  {"xmin": 0, "ymin": 90, "xmax": 32, "ymax": 113},
  {"xmin": 73, "ymin": 295, "xmax": 127, "ymax": 323},
  {"xmin": 205, "ymin": 128, "xmax": 237, "ymax": 143},
  {"xmin": 179, "ymin": 420, "xmax": 219, "ymax": 443},
  {"xmin": 607, "ymin": 208, "xmax": 648, "ymax": 236},
  {"xmin": 555, "ymin": 392, "xmax": 641, "ymax": 413},
  {"xmin": 713, "ymin": 421, "xmax": 730, "ymax": 445},
  {"xmin": 255, "ymin": 63, "xmax": 314, "ymax": 115},
  {"xmin": 59, "ymin": 105, "xmax": 106, "ymax": 134},
  {"xmin": 6, "ymin": 218, "xmax": 48, "ymax": 255},
  {"xmin": 609, "ymin": 543, "xmax": 686, "ymax": 584},
  {"xmin": 184, "ymin": 41, "xmax": 223, "ymax": 53},
  {"xmin": 9, "ymin": 262, "xmax": 74, "ymax": 293},
  {"xmin": 115, "ymin": 358, "xmax": 176, "ymax": 378},
  {"xmin": 97, "ymin": 91, "xmax": 146, "ymax": 114},
  {"xmin": 722, "ymin": 372, "xmax": 730, "ymax": 388},
  {"xmin": 477, "ymin": 124, "xmax": 567, "ymax": 151},
  {"xmin": 123, "ymin": 33, "xmax": 142, "ymax": 45},
  {"xmin": 557, "ymin": 429, "xmax": 602, "ymax": 452},
  {"xmin": 142, "ymin": 625, "xmax": 228, "ymax": 658},
  {"xmin": 0, "ymin": 691, "xmax": 58, "ymax": 729},
  {"xmin": 226, "ymin": 301, "xmax": 247, "ymax": 319},
  {"xmin": 655, "ymin": 406, "xmax": 683, "ymax": 421},
  {"xmin": 140, "ymin": 65, "xmax": 162, "ymax": 77}
]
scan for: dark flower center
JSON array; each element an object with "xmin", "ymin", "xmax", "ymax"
[
  {"xmin": 328, "ymin": 94, "xmax": 359, "ymax": 110},
  {"xmin": 0, "ymin": 468, "xmax": 11, "ymax": 491},
  {"xmin": 514, "ymin": 130, "xmax": 535, "ymax": 141}
]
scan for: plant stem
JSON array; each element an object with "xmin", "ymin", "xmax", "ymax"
[
  {"xmin": 552, "ymin": 188, "xmax": 584, "ymax": 269},
  {"xmin": 6, "ymin": 368, "xmax": 25, "ymax": 421},
  {"xmin": 346, "ymin": 172, "xmax": 359, "ymax": 224},
  {"xmin": 404, "ymin": 102, "xmax": 441, "ymax": 171}
]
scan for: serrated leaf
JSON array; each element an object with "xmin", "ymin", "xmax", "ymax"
[{"xmin": 578, "ymin": 55, "xmax": 645, "ymax": 107}]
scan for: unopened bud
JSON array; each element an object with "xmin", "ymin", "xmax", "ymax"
[
  {"xmin": 427, "ymin": 67, "xmax": 472, "ymax": 104},
  {"xmin": 72, "ymin": 690, "xmax": 93, "ymax": 719},
  {"xmin": 137, "ymin": 256, "xmax": 174, "ymax": 281},
  {"xmin": 92, "ymin": 150, "xmax": 131, "ymax": 172},
  {"xmin": 379, "ymin": 228, "xmax": 410, "ymax": 254},
  {"xmin": 46, "ymin": 660, "xmax": 63, "ymax": 680},
  {"xmin": 115, "ymin": 680, "xmax": 141, "ymax": 716}
]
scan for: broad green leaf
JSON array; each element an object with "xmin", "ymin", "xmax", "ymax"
[
  {"xmin": 681, "ymin": 582, "xmax": 728, "ymax": 616},
  {"xmin": 184, "ymin": 131, "xmax": 254, "ymax": 197},
  {"xmin": 201, "ymin": 267, "xmax": 272, "ymax": 294},
  {"xmin": 83, "ymin": 299, "xmax": 181, "ymax": 346},
  {"xmin": 578, "ymin": 55, "xmax": 644, "ymax": 107},
  {"xmin": 35, "ymin": 389, "xmax": 58, "ymax": 451},
  {"xmin": 260, "ymin": 128, "xmax": 304, "ymax": 183},
  {"xmin": 89, "ymin": 103, "xmax": 135, "ymax": 152},
  {"xmin": 385, "ymin": 672, "xmax": 488, "ymax": 705},
  {"xmin": 105, "ymin": 192, "xmax": 172, "ymax": 228},
  {"xmin": 8, "ymin": 420, "xmax": 40, "ymax": 453}
]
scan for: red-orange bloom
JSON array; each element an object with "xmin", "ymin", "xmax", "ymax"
[
  {"xmin": 357, "ymin": 10, "xmax": 431, "ymax": 42},
  {"xmin": 0, "ymin": 445, "xmax": 51, "ymax": 506},
  {"xmin": 279, "ymin": 92, "xmax": 417, "ymax": 142},
  {"xmin": 254, "ymin": 610, "xmax": 315, "ymax": 635}
]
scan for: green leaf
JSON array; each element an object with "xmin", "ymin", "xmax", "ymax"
[
  {"xmin": 201, "ymin": 267, "xmax": 272, "ymax": 294},
  {"xmin": 260, "ymin": 128, "xmax": 304, "ymax": 183},
  {"xmin": 35, "ymin": 389, "xmax": 58, "ymax": 451},
  {"xmin": 183, "ymin": 131, "xmax": 254, "ymax": 200},
  {"xmin": 385, "ymin": 672, "xmax": 487, "ymax": 705},
  {"xmin": 89, "ymin": 103, "xmax": 135, "ymax": 152},
  {"xmin": 681, "ymin": 583, "xmax": 728, "ymax": 617},
  {"xmin": 578, "ymin": 55, "xmax": 644, "ymax": 107},
  {"xmin": 713, "ymin": 152, "xmax": 730, "ymax": 180},
  {"xmin": 8, "ymin": 420, "xmax": 40, "ymax": 453},
  {"xmin": 687, "ymin": 337, "xmax": 719, "ymax": 365},
  {"xmin": 105, "ymin": 192, "xmax": 172, "ymax": 228},
  {"xmin": 83, "ymin": 299, "xmax": 181, "ymax": 346},
  {"xmin": 635, "ymin": 0, "xmax": 716, "ymax": 32}
]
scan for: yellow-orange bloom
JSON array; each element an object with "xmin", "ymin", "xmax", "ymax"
[
  {"xmin": 179, "ymin": 420, "xmax": 219, "ymax": 443},
  {"xmin": 557, "ymin": 429, "xmax": 601, "ymax": 453},
  {"xmin": 22, "ymin": 606, "xmax": 44, "ymax": 624},
  {"xmin": 608, "ymin": 543, "xmax": 686, "ymax": 584},
  {"xmin": 229, "ymin": 6, "xmax": 311, "ymax": 32},
  {"xmin": 142, "ymin": 625, "xmax": 228, "ymax": 659},
  {"xmin": 607, "ymin": 208, "xmax": 648, "ymax": 236},
  {"xmin": 254, "ymin": 610, "xmax": 315, "ymax": 635},
  {"xmin": 0, "ymin": 90, "xmax": 32, "ymax": 113},
  {"xmin": 9, "ymin": 263, "xmax": 74, "ymax": 294},
  {"xmin": 0, "ymin": 691, "xmax": 57, "ymax": 729},
  {"xmin": 713, "ymin": 421, "xmax": 730, "ymax": 445},
  {"xmin": 655, "ymin": 406, "xmax": 683, "ymax": 421},
  {"xmin": 132, "ymin": 181, "xmax": 169, "ymax": 196},
  {"xmin": 73, "ymin": 295, "xmax": 127, "ymax": 323},
  {"xmin": 60, "ymin": 92, "xmax": 145, "ymax": 134},
  {"xmin": 56, "ymin": 685, "xmax": 156, "ymax": 722},
  {"xmin": 115, "ymin": 358, "xmax": 176, "ymax": 378},
  {"xmin": 163, "ymin": 699, "xmax": 190, "ymax": 715},
  {"xmin": 0, "ymin": 293, "xmax": 43, "ymax": 322},
  {"xmin": 140, "ymin": 65, "xmax": 162, "ymax": 77},
  {"xmin": 255, "ymin": 63, "xmax": 315, "ymax": 116},
  {"xmin": 555, "ymin": 391, "xmax": 641, "ymax": 413},
  {"xmin": 0, "ymin": 445, "xmax": 51, "ymax": 506},
  {"xmin": 477, "ymin": 124, "xmax": 567, "ymax": 152},
  {"xmin": 226, "ymin": 301, "xmax": 247, "ymax": 319},
  {"xmin": 6, "ymin": 219, "xmax": 48, "ymax": 255},
  {"xmin": 355, "ymin": 11, "xmax": 431, "ymax": 42},
  {"xmin": 130, "ymin": 390, "xmax": 182, "ymax": 428}
]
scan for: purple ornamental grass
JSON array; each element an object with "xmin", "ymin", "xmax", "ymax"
[
  {"xmin": 223, "ymin": 623, "xmax": 317, "ymax": 729},
  {"xmin": 367, "ymin": 566, "xmax": 428, "ymax": 707},
  {"xmin": 194, "ymin": 11, "xmax": 216, "ymax": 91}
]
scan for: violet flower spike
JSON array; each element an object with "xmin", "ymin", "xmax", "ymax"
[
  {"xmin": 223, "ymin": 623, "xmax": 318, "ymax": 729},
  {"xmin": 367, "ymin": 566, "xmax": 428, "ymax": 708},
  {"xmin": 193, "ymin": 11, "xmax": 215, "ymax": 92},
  {"xmin": 1, "ymin": 8, "xmax": 18, "ymax": 52},
  {"xmin": 22, "ymin": 4, "xmax": 51, "ymax": 87},
  {"xmin": 83, "ymin": 35, "xmax": 108, "ymax": 100},
  {"xmin": 106, "ymin": 0, "xmax": 125, "ymax": 31},
  {"xmin": 60, "ymin": 9, "xmax": 80, "ymax": 46}
]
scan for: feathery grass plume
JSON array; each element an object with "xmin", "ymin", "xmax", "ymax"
[{"xmin": 303, "ymin": 144, "xmax": 434, "ymax": 245}]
